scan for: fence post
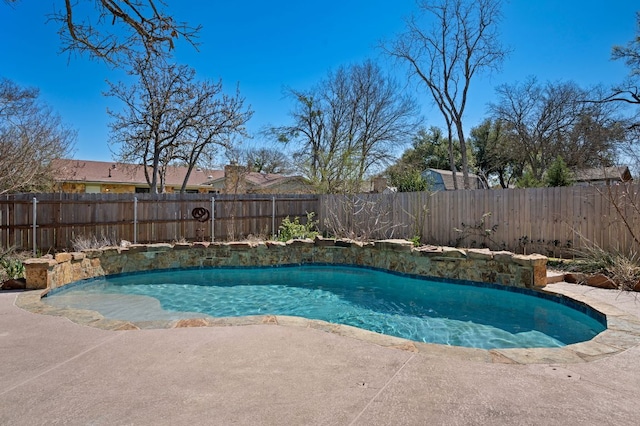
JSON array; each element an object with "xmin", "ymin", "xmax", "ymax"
[
  {"xmin": 211, "ymin": 197, "xmax": 215, "ymax": 242},
  {"xmin": 272, "ymin": 196, "xmax": 276, "ymax": 240},
  {"xmin": 133, "ymin": 196, "xmax": 138, "ymax": 244},
  {"xmin": 32, "ymin": 197, "xmax": 38, "ymax": 256}
]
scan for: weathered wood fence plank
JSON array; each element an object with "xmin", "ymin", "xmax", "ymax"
[
  {"xmin": 318, "ymin": 185, "xmax": 640, "ymax": 257},
  {"xmin": 3, "ymin": 186, "xmax": 640, "ymax": 256},
  {"xmin": 0, "ymin": 193, "xmax": 319, "ymax": 252}
]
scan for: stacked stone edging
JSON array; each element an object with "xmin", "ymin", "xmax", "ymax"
[{"xmin": 23, "ymin": 238, "xmax": 547, "ymax": 291}]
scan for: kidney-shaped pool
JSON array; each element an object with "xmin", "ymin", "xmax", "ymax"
[{"xmin": 44, "ymin": 264, "xmax": 606, "ymax": 349}]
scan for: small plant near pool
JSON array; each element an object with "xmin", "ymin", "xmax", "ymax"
[
  {"xmin": 277, "ymin": 212, "xmax": 319, "ymax": 242},
  {"xmin": 0, "ymin": 247, "xmax": 28, "ymax": 286},
  {"xmin": 1, "ymin": 257, "xmax": 25, "ymax": 280},
  {"xmin": 454, "ymin": 212, "xmax": 499, "ymax": 249}
]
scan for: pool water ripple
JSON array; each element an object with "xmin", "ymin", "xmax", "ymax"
[{"xmin": 44, "ymin": 265, "xmax": 606, "ymax": 349}]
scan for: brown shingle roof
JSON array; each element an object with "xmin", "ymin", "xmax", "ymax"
[
  {"xmin": 244, "ymin": 173, "xmax": 297, "ymax": 188},
  {"xmin": 203, "ymin": 171, "xmax": 304, "ymax": 187},
  {"xmin": 51, "ymin": 159, "xmax": 222, "ymax": 187},
  {"xmin": 573, "ymin": 166, "xmax": 632, "ymax": 183}
]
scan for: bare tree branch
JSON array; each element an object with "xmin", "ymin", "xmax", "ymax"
[
  {"xmin": 5, "ymin": 0, "xmax": 200, "ymax": 66},
  {"xmin": 106, "ymin": 57, "xmax": 251, "ymax": 193},
  {"xmin": 0, "ymin": 78, "xmax": 76, "ymax": 194},
  {"xmin": 489, "ymin": 79, "xmax": 627, "ymax": 182},
  {"xmin": 273, "ymin": 60, "xmax": 420, "ymax": 194},
  {"xmin": 383, "ymin": 0, "xmax": 508, "ymax": 189}
]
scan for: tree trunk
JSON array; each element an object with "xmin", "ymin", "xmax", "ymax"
[
  {"xmin": 446, "ymin": 123, "xmax": 458, "ymax": 190},
  {"xmin": 455, "ymin": 123, "xmax": 470, "ymax": 189}
]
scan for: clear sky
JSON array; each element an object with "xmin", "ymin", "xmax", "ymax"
[{"xmin": 1, "ymin": 1, "xmax": 638, "ymax": 163}]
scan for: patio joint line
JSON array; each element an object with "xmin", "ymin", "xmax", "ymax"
[
  {"xmin": 348, "ymin": 352, "xmax": 416, "ymax": 426},
  {"xmin": 0, "ymin": 332, "xmax": 122, "ymax": 397}
]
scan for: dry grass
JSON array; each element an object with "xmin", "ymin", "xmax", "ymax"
[
  {"xmin": 566, "ymin": 242, "xmax": 640, "ymax": 291},
  {"xmin": 71, "ymin": 234, "xmax": 120, "ymax": 251}
]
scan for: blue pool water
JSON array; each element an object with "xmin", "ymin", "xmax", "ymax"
[{"xmin": 44, "ymin": 265, "xmax": 606, "ymax": 349}]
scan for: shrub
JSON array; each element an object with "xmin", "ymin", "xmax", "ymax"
[
  {"xmin": 1, "ymin": 258, "xmax": 25, "ymax": 280},
  {"xmin": 278, "ymin": 212, "xmax": 318, "ymax": 242},
  {"xmin": 389, "ymin": 169, "xmax": 429, "ymax": 192},
  {"xmin": 409, "ymin": 235, "xmax": 421, "ymax": 247},
  {"xmin": 0, "ymin": 247, "xmax": 26, "ymax": 281},
  {"xmin": 515, "ymin": 171, "xmax": 543, "ymax": 188}
]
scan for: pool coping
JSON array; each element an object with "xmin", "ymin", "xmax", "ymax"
[{"xmin": 15, "ymin": 283, "xmax": 640, "ymax": 365}]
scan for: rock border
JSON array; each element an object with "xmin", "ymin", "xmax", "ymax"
[{"xmin": 23, "ymin": 238, "xmax": 548, "ymax": 291}]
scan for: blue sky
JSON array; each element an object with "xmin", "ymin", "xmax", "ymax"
[{"xmin": 1, "ymin": 1, "xmax": 638, "ymax": 163}]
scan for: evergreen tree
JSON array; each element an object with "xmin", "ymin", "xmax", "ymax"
[
  {"xmin": 516, "ymin": 171, "xmax": 543, "ymax": 188},
  {"xmin": 545, "ymin": 156, "xmax": 574, "ymax": 187}
]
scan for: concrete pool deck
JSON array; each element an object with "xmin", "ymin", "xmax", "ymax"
[{"xmin": 1, "ymin": 283, "xmax": 640, "ymax": 425}]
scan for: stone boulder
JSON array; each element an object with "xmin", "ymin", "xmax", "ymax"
[
  {"xmin": 1, "ymin": 278, "xmax": 26, "ymax": 290},
  {"xmin": 585, "ymin": 273, "xmax": 618, "ymax": 289}
]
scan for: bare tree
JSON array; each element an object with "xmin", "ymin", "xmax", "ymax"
[
  {"xmin": 243, "ymin": 147, "xmax": 293, "ymax": 174},
  {"xmin": 106, "ymin": 57, "xmax": 252, "ymax": 193},
  {"xmin": 384, "ymin": 0, "xmax": 508, "ymax": 189},
  {"xmin": 600, "ymin": 11, "xmax": 640, "ymax": 139},
  {"xmin": 0, "ymin": 78, "xmax": 76, "ymax": 194},
  {"xmin": 4, "ymin": 0, "xmax": 200, "ymax": 66},
  {"xmin": 174, "ymin": 84, "xmax": 252, "ymax": 193},
  {"xmin": 489, "ymin": 78, "xmax": 627, "ymax": 182},
  {"xmin": 612, "ymin": 11, "xmax": 640, "ymax": 77},
  {"xmin": 274, "ymin": 60, "xmax": 419, "ymax": 193}
]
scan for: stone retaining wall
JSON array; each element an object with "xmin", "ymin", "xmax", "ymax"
[{"xmin": 23, "ymin": 238, "xmax": 547, "ymax": 291}]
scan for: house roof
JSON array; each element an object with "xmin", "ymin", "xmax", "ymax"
[
  {"xmin": 52, "ymin": 159, "xmax": 309, "ymax": 190},
  {"xmin": 52, "ymin": 159, "xmax": 223, "ymax": 188},
  {"xmin": 573, "ymin": 166, "xmax": 632, "ymax": 183},
  {"xmin": 205, "ymin": 171, "xmax": 307, "ymax": 188}
]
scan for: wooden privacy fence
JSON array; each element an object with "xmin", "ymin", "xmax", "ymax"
[
  {"xmin": 318, "ymin": 185, "xmax": 640, "ymax": 257},
  {"xmin": 0, "ymin": 193, "xmax": 319, "ymax": 253},
  {"xmin": 3, "ymin": 185, "xmax": 640, "ymax": 256}
]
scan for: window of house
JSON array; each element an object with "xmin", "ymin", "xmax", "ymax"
[{"xmin": 85, "ymin": 184, "xmax": 101, "ymax": 194}]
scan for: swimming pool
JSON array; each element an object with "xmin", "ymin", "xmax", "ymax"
[{"xmin": 44, "ymin": 264, "xmax": 606, "ymax": 349}]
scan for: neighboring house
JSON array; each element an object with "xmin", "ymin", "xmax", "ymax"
[
  {"xmin": 573, "ymin": 166, "xmax": 633, "ymax": 186},
  {"xmin": 205, "ymin": 164, "xmax": 315, "ymax": 194},
  {"xmin": 368, "ymin": 177, "xmax": 397, "ymax": 194},
  {"xmin": 52, "ymin": 159, "xmax": 313, "ymax": 194},
  {"xmin": 422, "ymin": 168, "xmax": 486, "ymax": 191}
]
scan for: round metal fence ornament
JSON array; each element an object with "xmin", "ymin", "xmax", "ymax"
[{"xmin": 191, "ymin": 207, "xmax": 210, "ymax": 222}]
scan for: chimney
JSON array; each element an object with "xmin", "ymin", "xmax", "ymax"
[
  {"xmin": 224, "ymin": 163, "xmax": 247, "ymax": 194},
  {"xmin": 373, "ymin": 177, "xmax": 388, "ymax": 193}
]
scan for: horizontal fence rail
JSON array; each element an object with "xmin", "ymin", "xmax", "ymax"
[
  {"xmin": 3, "ymin": 185, "xmax": 639, "ymax": 257},
  {"xmin": 318, "ymin": 185, "xmax": 640, "ymax": 257},
  {"xmin": 0, "ymin": 193, "xmax": 319, "ymax": 252}
]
